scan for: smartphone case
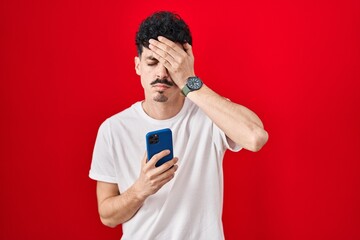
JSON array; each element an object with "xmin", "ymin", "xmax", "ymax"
[{"xmin": 146, "ymin": 128, "xmax": 174, "ymax": 167}]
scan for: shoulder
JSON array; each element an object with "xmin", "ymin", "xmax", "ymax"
[
  {"xmin": 105, "ymin": 101, "xmax": 142, "ymax": 125},
  {"xmin": 95, "ymin": 101, "xmax": 142, "ymax": 136}
]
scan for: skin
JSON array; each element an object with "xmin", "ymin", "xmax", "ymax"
[{"xmin": 96, "ymin": 36, "xmax": 269, "ymax": 228}]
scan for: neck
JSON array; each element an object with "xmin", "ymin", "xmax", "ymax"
[{"xmin": 142, "ymin": 97, "xmax": 185, "ymax": 120}]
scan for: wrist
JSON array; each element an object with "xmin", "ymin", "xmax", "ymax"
[
  {"xmin": 176, "ymin": 75, "xmax": 192, "ymax": 89},
  {"xmin": 130, "ymin": 182, "xmax": 148, "ymax": 202},
  {"xmin": 181, "ymin": 76, "xmax": 203, "ymax": 97}
]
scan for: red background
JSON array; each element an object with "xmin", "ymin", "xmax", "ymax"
[{"xmin": 1, "ymin": 0, "xmax": 359, "ymax": 239}]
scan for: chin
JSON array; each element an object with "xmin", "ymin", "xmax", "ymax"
[{"xmin": 153, "ymin": 93, "xmax": 168, "ymax": 102}]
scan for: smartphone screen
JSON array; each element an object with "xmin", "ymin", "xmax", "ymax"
[{"xmin": 146, "ymin": 128, "xmax": 174, "ymax": 167}]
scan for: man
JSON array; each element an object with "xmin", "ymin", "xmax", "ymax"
[{"xmin": 89, "ymin": 11, "xmax": 268, "ymax": 239}]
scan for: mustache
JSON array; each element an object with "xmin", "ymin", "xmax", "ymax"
[{"xmin": 151, "ymin": 78, "xmax": 174, "ymax": 86}]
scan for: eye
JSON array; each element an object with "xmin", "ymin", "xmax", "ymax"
[{"xmin": 147, "ymin": 61, "xmax": 158, "ymax": 66}]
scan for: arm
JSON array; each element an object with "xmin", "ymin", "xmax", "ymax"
[
  {"xmin": 97, "ymin": 150, "xmax": 178, "ymax": 227},
  {"xmin": 149, "ymin": 37, "xmax": 268, "ymax": 151},
  {"xmin": 96, "ymin": 181, "xmax": 143, "ymax": 228},
  {"xmin": 187, "ymin": 85, "xmax": 268, "ymax": 151}
]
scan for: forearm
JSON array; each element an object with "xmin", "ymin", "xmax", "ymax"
[
  {"xmin": 187, "ymin": 84, "xmax": 268, "ymax": 151},
  {"xmin": 96, "ymin": 153, "xmax": 178, "ymax": 228},
  {"xmin": 98, "ymin": 185, "xmax": 145, "ymax": 227}
]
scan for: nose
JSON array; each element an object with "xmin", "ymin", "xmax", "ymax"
[{"xmin": 156, "ymin": 63, "xmax": 169, "ymax": 79}]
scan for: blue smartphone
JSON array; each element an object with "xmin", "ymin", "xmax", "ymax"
[{"xmin": 146, "ymin": 128, "xmax": 174, "ymax": 167}]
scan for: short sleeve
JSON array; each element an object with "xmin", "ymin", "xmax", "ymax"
[
  {"xmin": 213, "ymin": 123, "xmax": 242, "ymax": 153},
  {"xmin": 89, "ymin": 120, "xmax": 117, "ymax": 183}
]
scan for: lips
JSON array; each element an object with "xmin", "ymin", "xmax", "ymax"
[{"xmin": 153, "ymin": 84, "xmax": 171, "ymax": 90}]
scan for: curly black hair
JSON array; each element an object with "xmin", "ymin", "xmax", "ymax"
[{"xmin": 135, "ymin": 11, "xmax": 192, "ymax": 56}]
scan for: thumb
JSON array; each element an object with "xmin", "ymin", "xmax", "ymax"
[
  {"xmin": 183, "ymin": 43, "xmax": 193, "ymax": 56},
  {"xmin": 142, "ymin": 151, "xmax": 147, "ymax": 167}
]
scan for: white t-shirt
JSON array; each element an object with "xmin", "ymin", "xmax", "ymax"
[{"xmin": 89, "ymin": 98, "xmax": 241, "ymax": 240}]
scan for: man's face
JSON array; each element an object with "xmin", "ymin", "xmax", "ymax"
[{"xmin": 135, "ymin": 47, "xmax": 180, "ymax": 103}]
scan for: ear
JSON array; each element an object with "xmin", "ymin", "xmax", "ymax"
[{"xmin": 134, "ymin": 56, "xmax": 141, "ymax": 76}]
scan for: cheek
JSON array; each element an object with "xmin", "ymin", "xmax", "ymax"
[
  {"xmin": 138, "ymin": 65, "xmax": 150, "ymax": 76},
  {"xmin": 140, "ymin": 78, "xmax": 146, "ymax": 89},
  {"xmin": 141, "ymin": 67, "xmax": 157, "ymax": 83},
  {"xmin": 140, "ymin": 74, "xmax": 152, "ymax": 88}
]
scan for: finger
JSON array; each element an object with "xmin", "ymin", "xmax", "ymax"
[
  {"xmin": 183, "ymin": 42, "xmax": 193, "ymax": 57},
  {"xmin": 157, "ymin": 37, "xmax": 189, "ymax": 63},
  {"xmin": 149, "ymin": 49, "xmax": 173, "ymax": 71},
  {"xmin": 149, "ymin": 41, "xmax": 176, "ymax": 65},
  {"xmin": 157, "ymin": 164, "xmax": 178, "ymax": 184},
  {"xmin": 155, "ymin": 157, "xmax": 179, "ymax": 175},
  {"xmin": 150, "ymin": 37, "xmax": 180, "ymax": 55},
  {"xmin": 157, "ymin": 36, "xmax": 185, "ymax": 55},
  {"xmin": 145, "ymin": 158, "xmax": 178, "ymax": 188},
  {"xmin": 147, "ymin": 149, "xmax": 172, "ymax": 168},
  {"xmin": 142, "ymin": 151, "xmax": 147, "ymax": 167}
]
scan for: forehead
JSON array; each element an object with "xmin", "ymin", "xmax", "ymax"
[{"xmin": 140, "ymin": 47, "xmax": 155, "ymax": 60}]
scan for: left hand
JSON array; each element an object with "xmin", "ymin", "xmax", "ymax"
[{"xmin": 149, "ymin": 36, "xmax": 195, "ymax": 89}]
